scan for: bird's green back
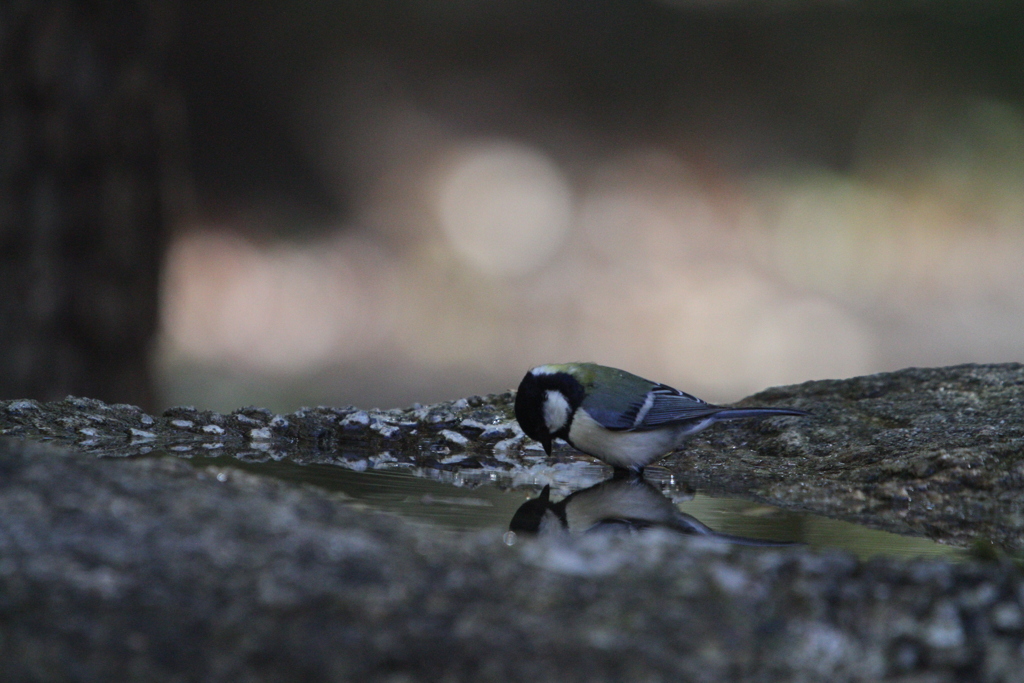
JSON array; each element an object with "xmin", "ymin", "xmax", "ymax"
[{"xmin": 564, "ymin": 363, "xmax": 656, "ymax": 415}]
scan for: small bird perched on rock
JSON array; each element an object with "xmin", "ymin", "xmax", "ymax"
[{"xmin": 514, "ymin": 362, "xmax": 808, "ymax": 473}]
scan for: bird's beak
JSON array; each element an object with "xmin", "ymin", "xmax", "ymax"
[{"xmin": 542, "ymin": 438, "xmax": 552, "ymax": 456}]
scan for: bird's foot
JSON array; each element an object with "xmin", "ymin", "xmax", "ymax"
[{"xmin": 611, "ymin": 466, "xmax": 645, "ymax": 480}]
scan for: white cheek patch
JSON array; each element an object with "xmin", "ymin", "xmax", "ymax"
[{"xmin": 543, "ymin": 390, "xmax": 571, "ymax": 433}]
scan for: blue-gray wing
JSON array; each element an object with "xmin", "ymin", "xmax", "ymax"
[
  {"xmin": 632, "ymin": 384, "xmax": 722, "ymax": 430},
  {"xmin": 581, "ymin": 383, "xmax": 721, "ymax": 432}
]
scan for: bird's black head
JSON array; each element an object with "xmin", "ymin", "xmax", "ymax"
[
  {"xmin": 508, "ymin": 485, "xmax": 567, "ymax": 534},
  {"xmin": 514, "ymin": 366, "xmax": 586, "ymax": 455}
]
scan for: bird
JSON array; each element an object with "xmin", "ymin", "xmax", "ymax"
[
  {"xmin": 514, "ymin": 362, "xmax": 808, "ymax": 473},
  {"xmin": 507, "ymin": 476, "xmax": 799, "ymax": 546}
]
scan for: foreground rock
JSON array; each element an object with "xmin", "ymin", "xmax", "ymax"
[
  {"xmin": 1, "ymin": 438, "xmax": 1022, "ymax": 683},
  {"xmin": 2, "ymin": 363, "xmax": 1024, "ymax": 550}
]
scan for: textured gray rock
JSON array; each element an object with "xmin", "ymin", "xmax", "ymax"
[
  {"xmin": 664, "ymin": 363, "xmax": 1024, "ymax": 551},
  {"xmin": 1, "ymin": 437, "xmax": 1024, "ymax": 683}
]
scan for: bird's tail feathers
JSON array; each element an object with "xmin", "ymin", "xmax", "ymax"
[
  {"xmin": 670, "ymin": 511, "xmax": 803, "ymax": 547},
  {"xmin": 712, "ymin": 407, "xmax": 809, "ymax": 422},
  {"xmin": 699, "ymin": 532, "xmax": 803, "ymax": 547}
]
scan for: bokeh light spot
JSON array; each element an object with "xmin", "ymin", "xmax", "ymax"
[
  {"xmin": 435, "ymin": 141, "xmax": 573, "ymax": 277},
  {"xmin": 161, "ymin": 229, "xmax": 395, "ymax": 374}
]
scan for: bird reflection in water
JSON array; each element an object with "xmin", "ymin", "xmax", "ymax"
[{"xmin": 504, "ymin": 474, "xmax": 799, "ymax": 547}]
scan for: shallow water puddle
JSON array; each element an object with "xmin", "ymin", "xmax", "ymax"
[
  {"xmin": 177, "ymin": 454, "xmax": 965, "ymax": 561},
  {"xmin": 672, "ymin": 495, "xmax": 964, "ymax": 560}
]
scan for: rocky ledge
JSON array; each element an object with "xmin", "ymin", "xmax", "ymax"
[
  {"xmin": 3, "ymin": 363, "xmax": 1024, "ymax": 550},
  {"xmin": 4, "ymin": 363, "xmax": 1024, "ymax": 681}
]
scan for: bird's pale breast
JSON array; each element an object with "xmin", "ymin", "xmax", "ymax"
[{"xmin": 567, "ymin": 409, "xmax": 679, "ymax": 469}]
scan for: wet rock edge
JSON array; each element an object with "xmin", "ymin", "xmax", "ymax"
[{"xmin": 1, "ymin": 437, "xmax": 1024, "ymax": 682}]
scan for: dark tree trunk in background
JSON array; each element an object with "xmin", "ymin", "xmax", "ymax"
[{"xmin": 0, "ymin": 1, "xmax": 180, "ymax": 409}]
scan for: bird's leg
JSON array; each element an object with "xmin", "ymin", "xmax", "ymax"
[{"xmin": 611, "ymin": 465, "xmax": 644, "ymax": 480}]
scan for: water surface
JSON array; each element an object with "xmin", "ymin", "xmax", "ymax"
[{"xmin": 181, "ymin": 454, "xmax": 965, "ymax": 561}]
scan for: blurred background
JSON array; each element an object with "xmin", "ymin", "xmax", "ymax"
[{"xmin": 5, "ymin": 1, "xmax": 1024, "ymax": 412}]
